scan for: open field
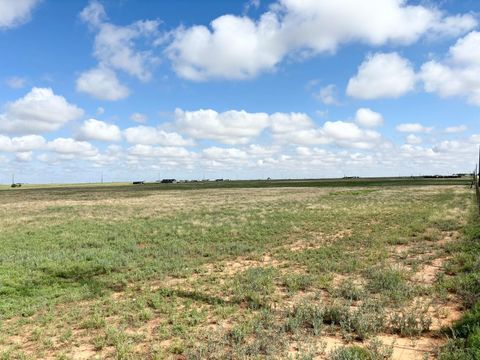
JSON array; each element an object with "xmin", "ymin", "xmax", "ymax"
[
  {"xmin": 0, "ymin": 180, "xmax": 478, "ymax": 359},
  {"xmin": 0, "ymin": 176, "xmax": 472, "ymax": 192}
]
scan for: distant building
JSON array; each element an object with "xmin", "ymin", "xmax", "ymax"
[
  {"xmin": 132, "ymin": 181, "xmax": 145, "ymax": 185},
  {"xmin": 161, "ymin": 179, "xmax": 176, "ymax": 184}
]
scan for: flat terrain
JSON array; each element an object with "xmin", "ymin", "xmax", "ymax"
[{"xmin": 0, "ymin": 180, "xmax": 475, "ymax": 359}]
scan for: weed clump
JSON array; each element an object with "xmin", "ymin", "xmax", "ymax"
[
  {"xmin": 284, "ymin": 302, "xmax": 324, "ymax": 335},
  {"xmin": 336, "ymin": 279, "xmax": 365, "ymax": 301},
  {"xmin": 367, "ymin": 268, "xmax": 411, "ymax": 303},
  {"xmin": 339, "ymin": 301, "xmax": 386, "ymax": 341},
  {"xmin": 389, "ymin": 303, "xmax": 432, "ymax": 337},
  {"xmin": 231, "ymin": 267, "xmax": 277, "ymax": 309},
  {"xmin": 329, "ymin": 338, "xmax": 393, "ymax": 360}
]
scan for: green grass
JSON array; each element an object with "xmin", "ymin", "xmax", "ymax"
[
  {"xmin": 438, "ymin": 206, "xmax": 480, "ymax": 359},
  {"xmin": 0, "ymin": 175, "xmax": 472, "ymax": 195},
  {"xmin": 0, "ymin": 181, "xmax": 474, "ymax": 358}
]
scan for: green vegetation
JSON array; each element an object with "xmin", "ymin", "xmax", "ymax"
[
  {"xmin": 438, "ymin": 207, "xmax": 480, "ymax": 359},
  {"xmin": 0, "ymin": 180, "xmax": 474, "ymax": 358}
]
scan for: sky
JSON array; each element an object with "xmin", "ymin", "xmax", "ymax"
[{"xmin": 0, "ymin": 0, "xmax": 479, "ymax": 184}]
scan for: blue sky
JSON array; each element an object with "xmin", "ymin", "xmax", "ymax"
[{"xmin": 0, "ymin": 0, "xmax": 479, "ymax": 183}]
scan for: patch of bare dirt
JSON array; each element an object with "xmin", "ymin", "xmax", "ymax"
[
  {"xmin": 288, "ymin": 229, "xmax": 353, "ymax": 252},
  {"xmin": 377, "ymin": 335, "xmax": 444, "ymax": 360},
  {"xmin": 412, "ymin": 257, "xmax": 448, "ymax": 285}
]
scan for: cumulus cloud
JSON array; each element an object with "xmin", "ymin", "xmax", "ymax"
[
  {"xmin": 406, "ymin": 134, "xmax": 422, "ymax": 145},
  {"xmin": 0, "ymin": 88, "xmax": 84, "ymax": 134},
  {"xmin": 396, "ymin": 123, "xmax": 433, "ymax": 133},
  {"xmin": 0, "ymin": 134, "xmax": 46, "ymax": 152},
  {"xmin": 171, "ymin": 108, "xmax": 384, "ymax": 149},
  {"xmin": 77, "ymin": 1, "xmax": 161, "ymax": 100},
  {"xmin": 445, "ymin": 125, "xmax": 467, "ymax": 133},
  {"xmin": 270, "ymin": 112, "xmax": 328, "ymax": 145},
  {"xmin": 270, "ymin": 112, "xmax": 382, "ymax": 148},
  {"xmin": 124, "ymin": 126, "xmax": 193, "ymax": 146},
  {"xmin": 202, "ymin": 147, "xmax": 248, "ymax": 160},
  {"xmin": 322, "ymin": 121, "xmax": 382, "ymax": 149},
  {"xmin": 47, "ymin": 138, "xmax": 98, "ymax": 157},
  {"xmin": 354, "ymin": 108, "xmax": 384, "ymax": 128},
  {"xmin": 175, "ymin": 108, "xmax": 270, "ymax": 144},
  {"xmin": 419, "ymin": 31, "xmax": 480, "ymax": 105},
  {"xmin": 78, "ymin": 119, "xmax": 122, "ymax": 142},
  {"xmin": 314, "ymin": 85, "xmax": 339, "ymax": 105},
  {"xmin": 76, "ymin": 67, "xmax": 130, "ymax": 101},
  {"xmin": 167, "ymin": 0, "xmax": 475, "ymax": 80},
  {"xmin": 167, "ymin": 13, "xmax": 285, "ymax": 80},
  {"xmin": 15, "ymin": 151, "xmax": 32, "ymax": 162},
  {"xmin": 127, "ymin": 144, "xmax": 193, "ymax": 159},
  {"xmin": 347, "ymin": 53, "xmax": 417, "ymax": 99},
  {"xmin": 79, "ymin": 0, "xmax": 106, "ymax": 28},
  {"xmin": 90, "ymin": 20, "xmax": 161, "ymax": 81},
  {"xmin": 0, "ymin": 0, "xmax": 41, "ymax": 29}
]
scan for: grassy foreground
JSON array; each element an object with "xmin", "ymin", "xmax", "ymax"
[{"xmin": 0, "ymin": 180, "xmax": 476, "ymax": 359}]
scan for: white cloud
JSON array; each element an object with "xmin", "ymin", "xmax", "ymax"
[
  {"xmin": 270, "ymin": 112, "xmax": 314, "ymax": 134},
  {"xmin": 244, "ymin": 0, "xmax": 261, "ymax": 14},
  {"xmin": 167, "ymin": 0, "xmax": 475, "ymax": 80},
  {"xmin": 5, "ymin": 76, "xmax": 27, "ymax": 89},
  {"xmin": 130, "ymin": 112, "xmax": 147, "ymax": 123},
  {"xmin": 430, "ymin": 14, "xmax": 479, "ymax": 39},
  {"xmin": 92, "ymin": 21, "xmax": 161, "ymax": 81},
  {"xmin": 79, "ymin": 0, "xmax": 106, "ymax": 28},
  {"xmin": 445, "ymin": 125, "xmax": 467, "ymax": 133},
  {"xmin": 172, "ymin": 108, "xmax": 384, "ymax": 149},
  {"xmin": 0, "ymin": 0, "xmax": 40, "ymax": 29},
  {"xmin": 419, "ymin": 31, "xmax": 480, "ymax": 105},
  {"xmin": 76, "ymin": 1, "xmax": 160, "ymax": 102},
  {"xmin": 78, "ymin": 119, "xmax": 122, "ymax": 142},
  {"xmin": 167, "ymin": 14, "xmax": 285, "ymax": 80},
  {"xmin": 0, "ymin": 88, "xmax": 84, "ymax": 134},
  {"xmin": 347, "ymin": 52, "xmax": 416, "ymax": 99},
  {"xmin": 76, "ymin": 66, "xmax": 130, "ymax": 101},
  {"xmin": 270, "ymin": 112, "xmax": 328, "ymax": 145},
  {"xmin": 396, "ymin": 123, "xmax": 433, "ymax": 133},
  {"xmin": 0, "ymin": 134, "xmax": 45, "ymax": 152},
  {"xmin": 406, "ymin": 134, "xmax": 422, "ymax": 145},
  {"xmin": 175, "ymin": 108, "xmax": 270, "ymax": 144},
  {"xmin": 15, "ymin": 151, "xmax": 32, "ymax": 162},
  {"xmin": 124, "ymin": 126, "xmax": 193, "ymax": 146},
  {"xmin": 127, "ymin": 144, "xmax": 193, "ymax": 159},
  {"xmin": 354, "ymin": 108, "xmax": 384, "ymax": 128},
  {"xmin": 47, "ymin": 138, "xmax": 98, "ymax": 156},
  {"xmin": 270, "ymin": 112, "xmax": 382, "ymax": 148},
  {"xmin": 80, "ymin": 1, "xmax": 160, "ymax": 82},
  {"xmin": 314, "ymin": 84, "xmax": 338, "ymax": 105},
  {"xmin": 202, "ymin": 147, "xmax": 248, "ymax": 160},
  {"xmin": 323, "ymin": 121, "xmax": 382, "ymax": 149}
]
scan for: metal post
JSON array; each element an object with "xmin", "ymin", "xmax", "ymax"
[{"xmin": 477, "ymin": 147, "xmax": 480, "ymax": 214}]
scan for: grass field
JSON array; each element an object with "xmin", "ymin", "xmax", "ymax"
[{"xmin": 0, "ymin": 179, "xmax": 478, "ymax": 359}]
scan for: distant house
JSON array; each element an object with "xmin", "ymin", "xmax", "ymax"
[
  {"xmin": 161, "ymin": 179, "xmax": 176, "ymax": 184},
  {"xmin": 10, "ymin": 183, "xmax": 22, "ymax": 188},
  {"xmin": 133, "ymin": 181, "xmax": 145, "ymax": 185}
]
